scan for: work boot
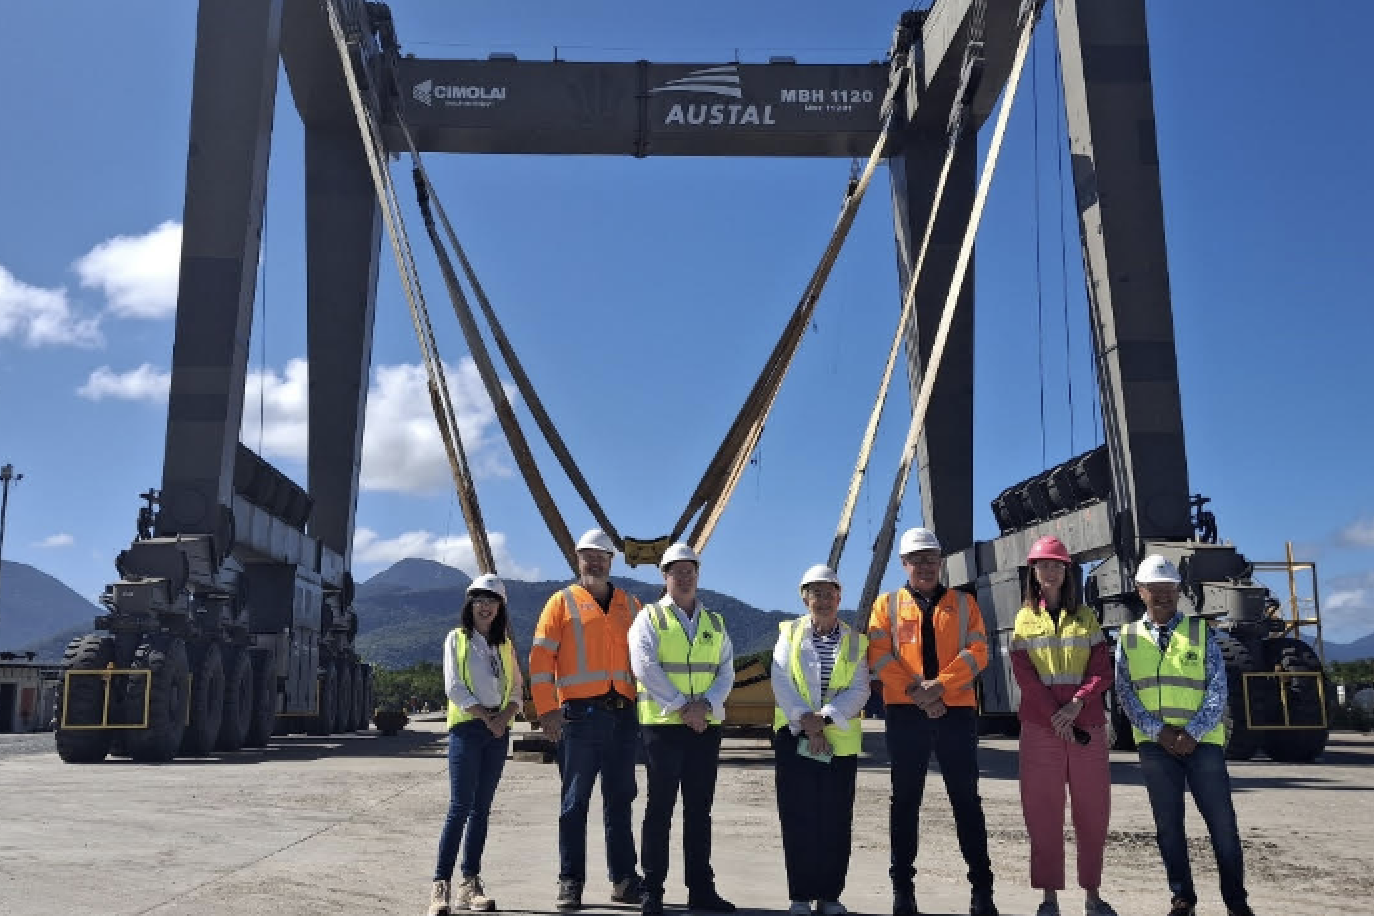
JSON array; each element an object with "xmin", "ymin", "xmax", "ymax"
[
  {"xmin": 687, "ymin": 887, "xmax": 736, "ymax": 913},
  {"xmin": 1167, "ymin": 899, "xmax": 1195, "ymax": 916},
  {"xmin": 969, "ymin": 887, "xmax": 999, "ymax": 916},
  {"xmin": 1084, "ymin": 899, "xmax": 1118, "ymax": 916},
  {"xmin": 818, "ymin": 902, "xmax": 848, "ymax": 916},
  {"xmin": 427, "ymin": 880, "xmax": 451, "ymax": 916},
  {"xmin": 893, "ymin": 886, "xmax": 918, "ymax": 916},
  {"xmin": 454, "ymin": 876, "xmax": 495, "ymax": 912},
  {"xmin": 642, "ymin": 892, "xmax": 665, "ymax": 916},
  {"xmin": 611, "ymin": 876, "xmax": 647, "ymax": 904},
  {"xmin": 787, "ymin": 903, "xmax": 811, "ymax": 916},
  {"xmin": 556, "ymin": 880, "xmax": 584, "ymax": 911}
]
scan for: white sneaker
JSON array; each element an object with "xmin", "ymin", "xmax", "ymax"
[
  {"xmin": 818, "ymin": 903, "xmax": 848, "ymax": 916},
  {"xmin": 455, "ymin": 876, "xmax": 496, "ymax": 912},
  {"xmin": 427, "ymin": 880, "xmax": 451, "ymax": 916},
  {"xmin": 788, "ymin": 902, "xmax": 812, "ymax": 916}
]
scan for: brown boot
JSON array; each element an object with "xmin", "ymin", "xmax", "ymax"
[
  {"xmin": 455, "ymin": 876, "xmax": 496, "ymax": 912},
  {"xmin": 427, "ymin": 880, "xmax": 451, "ymax": 916}
]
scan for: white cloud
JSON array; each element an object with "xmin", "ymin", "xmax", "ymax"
[
  {"xmin": 33, "ymin": 533, "xmax": 75, "ymax": 548},
  {"xmin": 77, "ymin": 363, "xmax": 171, "ymax": 401},
  {"xmin": 353, "ymin": 527, "xmax": 540, "ymax": 580},
  {"xmin": 1336, "ymin": 517, "xmax": 1374, "ymax": 548},
  {"xmin": 74, "ymin": 221, "xmax": 181, "ymax": 319},
  {"xmin": 0, "ymin": 265, "xmax": 103, "ymax": 348},
  {"xmin": 71, "ymin": 356, "xmax": 514, "ymax": 494},
  {"xmin": 358, "ymin": 360, "xmax": 514, "ymax": 493}
]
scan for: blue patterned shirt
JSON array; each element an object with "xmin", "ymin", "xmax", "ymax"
[{"xmin": 1114, "ymin": 611, "xmax": 1227, "ymax": 742}]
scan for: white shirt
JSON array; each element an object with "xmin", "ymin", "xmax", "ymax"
[
  {"xmin": 771, "ymin": 615, "xmax": 870, "ymax": 734},
  {"xmin": 443, "ymin": 628, "xmax": 524, "ymax": 712},
  {"xmin": 629, "ymin": 598, "xmax": 736, "ymax": 722}
]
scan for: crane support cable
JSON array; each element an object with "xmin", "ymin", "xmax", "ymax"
[
  {"xmin": 409, "ymin": 165, "xmax": 580, "ymax": 574},
  {"xmin": 323, "ymin": 0, "xmax": 496, "ymax": 573},
  {"xmin": 393, "ymin": 120, "xmax": 622, "ymax": 552},
  {"xmin": 855, "ymin": 0, "xmax": 1044, "ymax": 627},
  {"xmin": 826, "ymin": 68, "xmax": 980, "ymax": 571},
  {"xmin": 674, "ymin": 113, "xmax": 894, "ymax": 550}
]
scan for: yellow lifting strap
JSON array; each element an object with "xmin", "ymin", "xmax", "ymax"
[
  {"xmin": 855, "ymin": 1, "xmax": 1044, "ymax": 628},
  {"xmin": 671, "ymin": 112, "xmax": 895, "ymax": 554},
  {"xmin": 323, "ymin": 0, "xmax": 497, "ymax": 574}
]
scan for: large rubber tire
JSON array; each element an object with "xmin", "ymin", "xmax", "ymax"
[
  {"xmin": 181, "ymin": 642, "xmax": 226, "ymax": 756},
  {"xmin": 334, "ymin": 658, "xmax": 354, "ymax": 734},
  {"xmin": 349, "ymin": 661, "xmax": 365, "ymax": 731},
  {"xmin": 54, "ymin": 634, "xmax": 115, "ymax": 764},
  {"xmin": 1216, "ymin": 633, "xmax": 1260, "ymax": 761},
  {"xmin": 308, "ymin": 662, "xmax": 337, "ymax": 736},
  {"xmin": 244, "ymin": 650, "xmax": 277, "ymax": 749},
  {"xmin": 1259, "ymin": 637, "xmax": 1330, "ymax": 763},
  {"xmin": 126, "ymin": 639, "xmax": 190, "ymax": 762},
  {"xmin": 216, "ymin": 649, "xmax": 253, "ymax": 752}
]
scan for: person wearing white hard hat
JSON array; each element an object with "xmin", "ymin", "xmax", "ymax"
[
  {"xmin": 1115, "ymin": 554, "xmax": 1254, "ymax": 916},
  {"xmin": 429, "ymin": 574, "xmax": 522, "ymax": 916},
  {"xmin": 866, "ymin": 527, "xmax": 997, "ymax": 916},
  {"xmin": 771, "ymin": 564, "xmax": 870, "ymax": 916},
  {"xmin": 628, "ymin": 543, "xmax": 736, "ymax": 916},
  {"xmin": 529, "ymin": 528, "xmax": 646, "ymax": 911}
]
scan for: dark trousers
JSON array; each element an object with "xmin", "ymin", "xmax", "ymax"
[
  {"xmin": 556, "ymin": 700, "xmax": 640, "ymax": 884},
  {"xmin": 434, "ymin": 720, "xmax": 510, "ymax": 881},
  {"xmin": 884, "ymin": 704, "xmax": 994, "ymax": 893},
  {"xmin": 773, "ymin": 726, "xmax": 859, "ymax": 903},
  {"xmin": 641, "ymin": 724, "xmax": 723, "ymax": 896},
  {"xmin": 1138, "ymin": 742, "xmax": 1249, "ymax": 911}
]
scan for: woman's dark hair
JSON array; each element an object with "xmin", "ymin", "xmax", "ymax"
[
  {"xmin": 460, "ymin": 590, "xmax": 510, "ymax": 645},
  {"xmin": 1023, "ymin": 560, "xmax": 1082, "ymax": 613}
]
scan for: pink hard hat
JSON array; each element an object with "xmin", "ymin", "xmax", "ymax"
[{"xmin": 1027, "ymin": 535, "xmax": 1071, "ymax": 564}]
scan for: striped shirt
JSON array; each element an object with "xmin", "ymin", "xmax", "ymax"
[{"xmin": 813, "ymin": 626, "xmax": 842, "ymax": 694}]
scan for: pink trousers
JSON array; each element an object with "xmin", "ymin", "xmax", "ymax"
[{"xmin": 1018, "ymin": 721, "xmax": 1111, "ymax": 891}]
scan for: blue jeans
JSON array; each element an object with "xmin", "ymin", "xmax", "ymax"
[
  {"xmin": 434, "ymin": 719, "xmax": 510, "ymax": 881},
  {"xmin": 556, "ymin": 699, "xmax": 640, "ymax": 884},
  {"xmin": 884, "ymin": 705, "xmax": 994, "ymax": 893},
  {"xmin": 1138, "ymin": 742, "xmax": 1248, "ymax": 911}
]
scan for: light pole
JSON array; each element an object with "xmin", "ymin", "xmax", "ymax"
[{"xmin": 0, "ymin": 463, "xmax": 22, "ymax": 637}]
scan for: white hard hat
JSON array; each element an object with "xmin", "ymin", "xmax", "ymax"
[
  {"xmin": 575, "ymin": 528, "xmax": 616, "ymax": 554},
  {"xmin": 1135, "ymin": 554, "xmax": 1182, "ymax": 585},
  {"xmin": 899, "ymin": 526, "xmax": 942, "ymax": 555},
  {"xmin": 798, "ymin": 564, "xmax": 841, "ymax": 598},
  {"xmin": 659, "ymin": 542, "xmax": 699, "ymax": 571},
  {"xmin": 466, "ymin": 573, "xmax": 507, "ymax": 602}
]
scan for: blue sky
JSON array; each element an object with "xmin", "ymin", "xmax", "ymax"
[{"xmin": 2, "ymin": 1, "xmax": 1372, "ymax": 643}]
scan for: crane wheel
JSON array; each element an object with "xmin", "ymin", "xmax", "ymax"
[
  {"xmin": 180, "ymin": 642, "xmax": 226, "ymax": 756},
  {"xmin": 243, "ymin": 650, "xmax": 277, "ymax": 748},
  {"xmin": 54, "ymin": 634, "xmax": 116, "ymax": 764},
  {"xmin": 216, "ymin": 649, "xmax": 254, "ymax": 751},
  {"xmin": 126, "ymin": 638, "xmax": 190, "ymax": 762}
]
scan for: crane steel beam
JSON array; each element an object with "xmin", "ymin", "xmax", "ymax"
[
  {"xmin": 156, "ymin": 0, "xmax": 283, "ymax": 547},
  {"xmin": 1056, "ymin": 0, "xmax": 1192, "ymax": 550},
  {"xmin": 383, "ymin": 60, "xmax": 888, "ymax": 157},
  {"xmin": 303, "ymin": 123, "xmax": 381, "ymax": 563}
]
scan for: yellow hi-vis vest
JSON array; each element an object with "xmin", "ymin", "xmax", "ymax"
[
  {"xmin": 447, "ymin": 628, "xmax": 516, "ymax": 728},
  {"xmin": 1121, "ymin": 615, "xmax": 1225, "ymax": 746},
  {"xmin": 636, "ymin": 603, "xmax": 726, "ymax": 726},
  {"xmin": 773, "ymin": 619, "xmax": 868, "ymax": 757},
  {"xmin": 1011, "ymin": 604, "xmax": 1104, "ymax": 688}
]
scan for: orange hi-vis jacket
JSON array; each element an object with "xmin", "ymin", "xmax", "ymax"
[
  {"xmin": 866, "ymin": 586, "xmax": 989, "ymax": 708},
  {"xmin": 530, "ymin": 583, "xmax": 642, "ymax": 716}
]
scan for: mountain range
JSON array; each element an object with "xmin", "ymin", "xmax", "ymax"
[{"xmin": 6, "ymin": 556, "xmax": 1373, "ymax": 667}]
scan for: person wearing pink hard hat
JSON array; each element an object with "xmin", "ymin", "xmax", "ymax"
[{"xmin": 1010, "ymin": 536, "xmax": 1117, "ymax": 916}]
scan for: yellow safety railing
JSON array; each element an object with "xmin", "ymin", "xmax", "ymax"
[{"xmin": 1242, "ymin": 670, "xmax": 1328, "ymax": 731}]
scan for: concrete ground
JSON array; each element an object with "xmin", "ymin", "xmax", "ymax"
[{"xmin": 1, "ymin": 717, "xmax": 1371, "ymax": 916}]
